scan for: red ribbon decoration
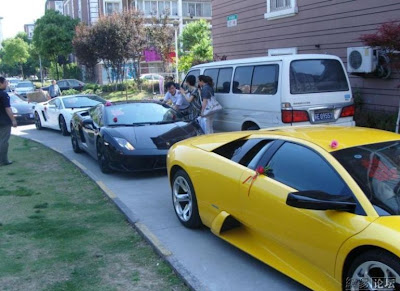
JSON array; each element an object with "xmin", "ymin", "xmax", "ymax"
[{"xmin": 242, "ymin": 166, "xmax": 265, "ymax": 196}]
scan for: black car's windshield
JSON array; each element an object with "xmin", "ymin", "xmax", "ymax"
[
  {"xmin": 16, "ymin": 82, "xmax": 33, "ymax": 88},
  {"xmin": 105, "ymin": 103, "xmax": 183, "ymax": 125},
  {"xmin": 333, "ymin": 141, "xmax": 400, "ymax": 215},
  {"xmin": 63, "ymin": 95, "xmax": 105, "ymax": 109}
]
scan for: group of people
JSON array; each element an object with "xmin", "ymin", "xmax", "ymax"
[{"xmin": 163, "ymin": 75, "xmax": 216, "ymax": 134}]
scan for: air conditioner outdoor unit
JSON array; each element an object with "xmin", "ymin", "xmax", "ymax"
[{"xmin": 347, "ymin": 46, "xmax": 377, "ymax": 73}]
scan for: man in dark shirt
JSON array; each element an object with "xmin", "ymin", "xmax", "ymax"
[{"xmin": 0, "ymin": 77, "xmax": 18, "ymax": 166}]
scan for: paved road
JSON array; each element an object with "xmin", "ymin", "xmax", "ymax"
[{"xmin": 12, "ymin": 124, "xmax": 307, "ymax": 291}]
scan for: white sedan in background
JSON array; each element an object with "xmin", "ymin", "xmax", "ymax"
[{"xmin": 34, "ymin": 95, "xmax": 106, "ymax": 136}]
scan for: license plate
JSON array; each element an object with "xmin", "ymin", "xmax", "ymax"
[
  {"xmin": 314, "ymin": 111, "xmax": 334, "ymax": 122},
  {"xmin": 29, "ymin": 113, "xmax": 34, "ymax": 118}
]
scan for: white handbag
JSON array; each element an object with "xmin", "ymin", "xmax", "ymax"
[{"xmin": 203, "ymin": 96, "xmax": 222, "ymax": 117}]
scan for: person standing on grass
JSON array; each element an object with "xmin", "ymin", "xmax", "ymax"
[
  {"xmin": 0, "ymin": 77, "xmax": 18, "ymax": 166},
  {"xmin": 49, "ymin": 80, "xmax": 61, "ymax": 98}
]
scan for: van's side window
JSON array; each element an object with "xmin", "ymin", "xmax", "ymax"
[
  {"xmin": 252, "ymin": 65, "xmax": 279, "ymax": 95},
  {"xmin": 233, "ymin": 66, "xmax": 253, "ymax": 94},
  {"xmin": 216, "ymin": 68, "xmax": 233, "ymax": 93},
  {"xmin": 204, "ymin": 69, "xmax": 219, "ymax": 91}
]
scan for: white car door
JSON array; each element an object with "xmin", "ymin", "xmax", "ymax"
[{"xmin": 46, "ymin": 98, "xmax": 61, "ymax": 129}]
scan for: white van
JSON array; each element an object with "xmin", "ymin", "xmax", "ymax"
[{"xmin": 183, "ymin": 54, "xmax": 355, "ymax": 131}]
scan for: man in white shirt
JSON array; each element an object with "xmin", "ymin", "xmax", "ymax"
[{"xmin": 163, "ymin": 82, "xmax": 190, "ymax": 112}]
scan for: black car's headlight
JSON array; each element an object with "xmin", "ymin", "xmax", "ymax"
[{"xmin": 114, "ymin": 137, "xmax": 135, "ymax": 151}]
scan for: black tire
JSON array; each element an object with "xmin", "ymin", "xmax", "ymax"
[
  {"xmin": 97, "ymin": 139, "xmax": 113, "ymax": 174},
  {"xmin": 59, "ymin": 115, "xmax": 69, "ymax": 136},
  {"xmin": 344, "ymin": 249, "xmax": 400, "ymax": 290},
  {"xmin": 172, "ymin": 169, "xmax": 201, "ymax": 228},
  {"xmin": 35, "ymin": 112, "xmax": 42, "ymax": 130},
  {"xmin": 71, "ymin": 126, "xmax": 82, "ymax": 153}
]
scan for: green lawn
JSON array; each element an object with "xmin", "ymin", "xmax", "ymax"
[{"xmin": 0, "ymin": 137, "xmax": 188, "ymax": 291}]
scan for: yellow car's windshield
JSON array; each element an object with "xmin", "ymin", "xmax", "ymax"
[{"xmin": 333, "ymin": 141, "xmax": 400, "ymax": 215}]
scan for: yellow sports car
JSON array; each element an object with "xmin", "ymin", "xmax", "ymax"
[{"xmin": 167, "ymin": 126, "xmax": 400, "ymax": 291}]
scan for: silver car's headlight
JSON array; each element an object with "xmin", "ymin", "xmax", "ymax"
[
  {"xmin": 11, "ymin": 107, "xmax": 18, "ymax": 114},
  {"xmin": 114, "ymin": 137, "xmax": 135, "ymax": 151}
]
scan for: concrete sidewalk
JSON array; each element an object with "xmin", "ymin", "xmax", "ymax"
[{"xmin": 12, "ymin": 125, "xmax": 307, "ymax": 291}]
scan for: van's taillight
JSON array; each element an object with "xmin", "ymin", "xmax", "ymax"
[
  {"xmin": 282, "ymin": 110, "xmax": 309, "ymax": 123},
  {"xmin": 340, "ymin": 105, "xmax": 355, "ymax": 117}
]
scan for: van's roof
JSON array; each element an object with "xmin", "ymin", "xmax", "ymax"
[{"xmin": 192, "ymin": 54, "xmax": 342, "ymax": 69}]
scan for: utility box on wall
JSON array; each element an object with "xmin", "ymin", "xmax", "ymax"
[{"xmin": 347, "ymin": 46, "xmax": 377, "ymax": 73}]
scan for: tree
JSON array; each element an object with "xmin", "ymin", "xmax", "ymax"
[
  {"xmin": 361, "ymin": 21, "xmax": 400, "ymax": 79},
  {"xmin": 92, "ymin": 13, "xmax": 129, "ymax": 83},
  {"xmin": 123, "ymin": 9, "xmax": 147, "ymax": 81},
  {"xmin": 178, "ymin": 20, "xmax": 213, "ymax": 72},
  {"xmin": 90, "ymin": 10, "xmax": 146, "ymax": 84},
  {"xmin": 33, "ymin": 10, "xmax": 79, "ymax": 79},
  {"xmin": 147, "ymin": 15, "xmax": 174, "ymax": 73},
  {"xmin": 2, "ymin": 37, "xmax": 29, "ymax": 77},
  {"xmin": 72, "ymin": 23, "xmax": 99, "ymax": 81}
]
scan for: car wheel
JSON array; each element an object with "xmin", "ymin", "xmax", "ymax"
[
  {"xmin": 34, "ymin": 112, "xmax": 42, "ymax": 130},
  {"xmin": 172, "ymin": 170, "xmax": 201, "ymax": 228},
  {"xmin": 97, "ymin": 139, "xmax": 112, "ymax": 174},
  {"xmin": 71, "ymin": 127, "xmax": 82, "ymax": 153},
  {"xmin": 59, "ymin": 115, "xmax": 69, "ymax": 136},
  {"xmin": 345, "ymin": 249, "xmax": 400, "ymax": 290}
]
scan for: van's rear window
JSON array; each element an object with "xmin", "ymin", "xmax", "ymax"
[{"xmin": 290, "ymin": 59, "xmax": 349, "ymax": 94}]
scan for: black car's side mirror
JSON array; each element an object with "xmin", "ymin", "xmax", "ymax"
[
  {"xmin": 82, "ymin": 118, "xmax": 94, "ymax": 129},
  {"xmin": 286, "ymin": 191, "xmax": 356, "ymax": 212}
]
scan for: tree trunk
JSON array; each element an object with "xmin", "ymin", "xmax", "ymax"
[
  {"xmin": 20, "ymin": 64, "xmax": 24, "ymax": 79},
  {"xmin": 55, "ymin": 59, "xmax": 60, "ymax": 80}
]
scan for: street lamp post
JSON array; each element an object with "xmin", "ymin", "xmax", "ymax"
[{"xmin": 174, "ymin": 26, "xmax": 179, "ymax": 83}]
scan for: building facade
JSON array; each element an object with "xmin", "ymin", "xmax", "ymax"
[
  {"xmin": 0, "ymin": 17, "xmax": 3, "ymax": 48},
  {"xmin": 24, "ymin": 24, "xmax": 35, "ymax": 40},
  {"xmin": 46, "ymin": 0, "xmax": 212, "ymax": 83},
  {"xmin": 212, "ymin": 0, "xmax": 400, "ymax": 113}
]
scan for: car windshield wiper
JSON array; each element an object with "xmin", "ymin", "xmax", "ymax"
[
  {"xmin": 108, "ymin": 123, "xmax": 145, "ymax": 127},
  {"xmin": 150, "ymin": 120, "xmax": 177, "ymax": 124}
]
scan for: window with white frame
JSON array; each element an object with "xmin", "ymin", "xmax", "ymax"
[
  {"xmin": 104, "ymin": 0, "xmax": 122, "ymax": 15},
  {"xmin": 138, "ymin": 1, "xmax": 178, "ymax": 17},
  {"xmin": 182, "ymin": 2, "xmax": 211, "ymax": 18},
  {"xmin": 265, "ymin": 0, "xmax": 297, "ymax": 20}
]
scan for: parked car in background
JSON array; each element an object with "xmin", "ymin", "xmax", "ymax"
[
  {"xmin": 42, "ymin": 79, "xmax": 85, "ymax": 92},
  {"xmin": 6, "ymin": 77, "xmax": 20, "ymax": 90},
  {"xmin": 9, "ymin": 93, "xmax": 35, "ymax": 123},
  {"xmin": 14, "ymin": 81, "xmax": 35, "ymax": 98},
  {"xmin": 168, "ymin": 126, "xmax": 400, "ymax": 291},
  {"xmin": 70, "ymin": 101, "xmax": 203, "ymax": 173},
  {"xmin": 34, "ymin": 94, "xmax": 106, "ymax": 136},
  {"xmin": 140, "ymin": 74, "xmax": 164, "ymax": 82}
]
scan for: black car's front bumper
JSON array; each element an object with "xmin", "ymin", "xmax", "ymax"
[
  {"xmin": 106, "ymin": 147, "xmax": 168, "ymax": 172},
  {"xmin": 14, "ymin": 113, "xmax": 35, "ymax": 123}
]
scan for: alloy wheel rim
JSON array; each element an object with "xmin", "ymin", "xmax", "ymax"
[
  {"xmin": 173, "ymin": 176, "xmax": 192, "ymax": 222},
  {"xmin": 71, "ymin": 132, "xmax": 78, "ymax": 150},
  {"xmin": 35, "ymin": 114, "xmax": 40, "ymax": 129},
  {"xmin": 350, "ymin": 261, "xmax": 400, "ymax": 291},
  {"xmin": 60, "ymin": 118, "xmax": 65, "ymax": 133}
]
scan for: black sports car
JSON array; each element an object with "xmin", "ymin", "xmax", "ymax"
[
  {"xmin": 42, "ymin": 79, "xmax": 85, "ymax": 92},
  {"xmin": 9, "ymin": 93, "xmax": 35, "ymax": 123},
  {"xmin": 70, "ymin": 101, "xmax": 203, "ymax": 173}
]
